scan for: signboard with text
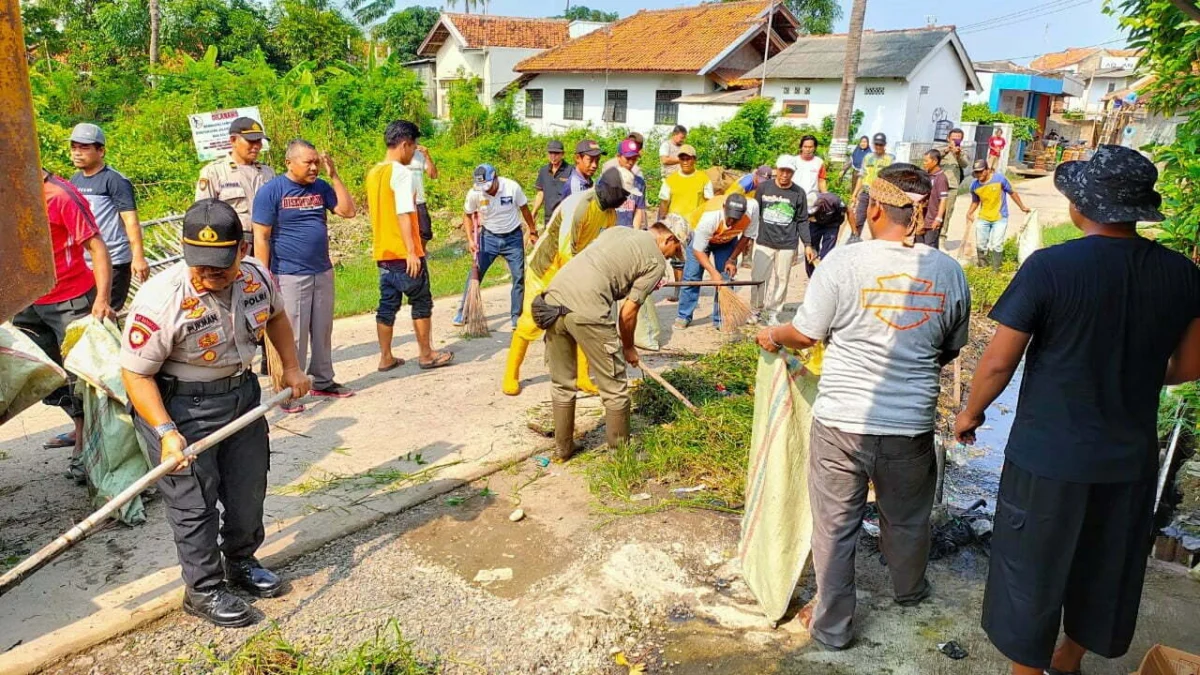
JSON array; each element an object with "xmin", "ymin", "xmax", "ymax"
[{"xmin": 188, "ymin": 107, "xmax": 268, "ymax": 161}]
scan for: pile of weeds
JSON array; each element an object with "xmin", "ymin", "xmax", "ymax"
[
  {"xmin": 587, "ymin": 340, "xmax": 760, "ymax": 513},
  {"xmin": 196, "ymin": 621, "xmax": 436, "ymax": 675}
]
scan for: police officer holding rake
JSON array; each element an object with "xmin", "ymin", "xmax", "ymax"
[
  {"xmin": 196, "ymin": 117, "xmax": 275, "ymax": 248},
  {"xmin": 120, "ymin": 199, "xmax": 309, "ymax": 627}
]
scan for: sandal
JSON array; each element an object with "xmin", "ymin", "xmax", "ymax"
[
  {"xmin": 44, "ymin": 432, "xmax": 76, "ymax": 449},
  {"xmin": 377, "ymin": 358, "xmax": 404, "ymax": 372},
  {"xmin": 419, "ymin": 350, "xmax": 455, "ymax": 370}
]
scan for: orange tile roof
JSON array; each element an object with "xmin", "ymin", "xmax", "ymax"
[
  {"xmin": 420, "ymin": 14, "xmax": 569, "ymax": 55},
  {"xmin": 515, "ymin": 0, "xmax": 784, "ymax": 74},
  {"xmin": 1030, "ymin": 47, "xmax": 1099, "ymax": 71}
]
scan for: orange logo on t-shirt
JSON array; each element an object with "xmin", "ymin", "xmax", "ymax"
[
  {"xmin": 181, "ymin": 297, "xmax": 199, "ymax": 310},
  {"xmin": 860, "ymin": 273, "xmax": 946, "ymax": 330},
  {"xmin": 254, "ymin": 309, "xmax": 270, "ymax": 324},
  {"xmin": 185, "ymin": 305, "xmax": 207, "ymax": 320},
  {"xmin": 197, "ymin": 332, "xmax": 220, "ymax": 348},
  {"xmin": 201, "ymin": 349, "xmax": 218, "ymax": 362}
]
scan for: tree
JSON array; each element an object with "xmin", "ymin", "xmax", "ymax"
[
  {"xmin": 149, "ymin": 0, "xmax": 160, "ymax": 65},
  {"xmin": 830, "ymin": 0, "xmax": 866, "ymax": 162},
  {"xmin": 270, "ymin": 0, "xmax": 360, "ymax": 69},
  {"xmin": 556, "ymin": 6, "xmax": 618, "ymax": 22},
  {"xmin": 443, "ymin": 0, "xmax": 482, "ymax": 13},
  {"xmin": 374, "ymin": 6, "xmax": 439, "ymax": 62},
  {"xmin": 722, "ymin": 0, "xmax": 840, "ymax": 35}
]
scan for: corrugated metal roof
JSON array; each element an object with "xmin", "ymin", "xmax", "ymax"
[{"xmin": 752, "ymin": 27, "xmax": 955, "ymax": 81}]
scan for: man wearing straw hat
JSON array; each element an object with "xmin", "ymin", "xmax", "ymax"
[
  {"xmin": 120, "ymin": 199, "xmax": 309, "ymax": 627},
  {"xmin": 757, "ymin": 164, "xmax": 970, "ymax": 651}
]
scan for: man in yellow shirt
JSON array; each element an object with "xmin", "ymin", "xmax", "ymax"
[
  {"xmin": 502, "ymin": 166, "xmax": 638, "ymax": 396},
  {"xmin": 365, "ymin": 120, "xmax": 455, "ymax": 373},
  {"xmin": 657, "ymin": 144, "xmax": 713, "ymax": 299}
]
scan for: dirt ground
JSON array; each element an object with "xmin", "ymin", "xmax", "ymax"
[{"xmin": 41, "ymin": 454, "xmax": 1200, "ymax": 675}]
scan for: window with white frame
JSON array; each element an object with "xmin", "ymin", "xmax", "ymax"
[
  {"xmin": 604, "ymin": 90, "xmax": 628, "ymax": 123},
  {"xmin": 564, "ymin": 89, "xmax": 584, "ymax": 120}
]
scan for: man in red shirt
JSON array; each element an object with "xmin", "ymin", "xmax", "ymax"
[
  {"xmin": 13, "ymin": 170, "xmax": 114, "ymax": 482},
  {"xmin": 988, "ymin": 128, "xmax": 1008, "ymax": 170}
]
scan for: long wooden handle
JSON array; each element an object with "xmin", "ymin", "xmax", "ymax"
[
  {"xmin": 661, "ymin": 280, "xmax": 762, "ymax": 288},
  {"xmin": 641, "ymin": 364, "xmax": 697, "ymax": 411},
  {"xmin": 0, "ymin": 387, "xmax": 295, "ymax": 597}
]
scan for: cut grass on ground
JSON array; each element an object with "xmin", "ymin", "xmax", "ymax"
[
  {"xmin": 333, "ymin": 238, "xmax": 510, "ymax": 318},
  {"xmin": 584, "ymin": 340, "xmax": 759, "ymax": 513},
  {"xmin": 194, "ymin": 620, "xmax": 436, "ymax": 675}
]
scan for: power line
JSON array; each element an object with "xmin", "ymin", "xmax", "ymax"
[
  {"xmin": 960, "ymin": 0, "xmax": 1098, "ymax": 35},
  {"xmin": 956, "ymin": 0, "xmax": 1092, "ymax": 31}
]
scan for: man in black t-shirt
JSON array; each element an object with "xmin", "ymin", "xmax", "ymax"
[
  {"xmin": 750, "ymin": 155, "xmax": 806, "ymax": 325},
  {"xmin": 530, "ymin": 140, "xmax": 570, "ymax": 226},
  {"xmin": 955, "ymin": 145, "xmax": 1200, "ymax": 675}
]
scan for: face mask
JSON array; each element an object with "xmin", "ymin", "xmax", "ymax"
[{"xmin": 595, "ymin": 180, "xmax": 628, "ymax": 210}]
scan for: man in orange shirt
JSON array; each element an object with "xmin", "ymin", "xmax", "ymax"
[{"xmin": 365, "ymin": 120, "xmax": 455, "ymax": 373}]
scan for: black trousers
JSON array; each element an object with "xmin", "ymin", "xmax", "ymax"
[
  {"xmin": 110, "ymin": 262, "xmax": 132, "ymax": 312},
  {"xmin": 133, "ymin": 373, "xmax": 270, "ymax": 591},
  {"xmin": 12, "ymin": 289, "xmax": 95, "ymax": 419},
  {"xmin": 983, "ymin": 460, "xmax": 1155, "ymax": 668}
]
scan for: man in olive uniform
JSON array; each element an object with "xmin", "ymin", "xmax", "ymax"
[
  {"xmin": 538, "ymin": 219, "xmax": 687, "ymax": 459},
  {"xmin": 937, "ymin": 127, "xmax": 969, "ymax": 239},
  {"xmin": 120, "ymin": 199, "xmax": 309, "ymax": 627},
  {"xmin": 196, "ymin": 117, "xmax": 276, "ymax": 248}
]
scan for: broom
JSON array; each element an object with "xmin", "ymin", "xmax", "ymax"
[
  {"xmin": 462, "ymin": 213, "xmax": 490, "ymax": 338},
  {"xmin": 264, "ymin": 334, "xmax": 287, "ymax": 395},
  {"xmin": 716, "ymin": 285, "xmax": 752, "ymax": 333}
]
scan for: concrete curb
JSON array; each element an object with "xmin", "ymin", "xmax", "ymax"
[{"xmin": 0, "ymin": 444, "xmax": 549, "ymax": 675}]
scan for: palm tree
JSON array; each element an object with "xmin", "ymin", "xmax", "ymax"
[
  {"xmin": 831, "ymin": 0, "xmax": 866, "ymax": 162},
  {"xmin": 345, "ymin": 0, "xmax": 394, "ymax": 26},
  {"xmin": 149, "ymin": 0, "xmax": 160, "ymax": 66}
]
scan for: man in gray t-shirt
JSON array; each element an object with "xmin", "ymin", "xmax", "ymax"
[{"xmin": 757, "ymin": 164, "xmax": 969, "ymax": 651}]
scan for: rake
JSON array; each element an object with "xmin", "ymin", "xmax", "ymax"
[{"xmin": 462, "ymin": 214, "xmax": 490, "ymax": 338}]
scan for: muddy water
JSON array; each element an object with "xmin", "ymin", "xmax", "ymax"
[{"xmin": 942, "ymin": 364, "xmax": 1024, "ymax": 513}]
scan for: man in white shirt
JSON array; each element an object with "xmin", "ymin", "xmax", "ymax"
[
  {"xmin": 795, "ymin": 135, "xmax": 829, "ymax": 215},
  {"xmin": 659, "ymin": 125, "xmax": 687, "ymax": 178},
  {"xmin": 407, "ymin": 144, "xmax": 438, "ymax": 242},
  {"xmin": 454, "ymin": 164, "xmax": 538, "ymax": 328},
  {"xmin": 676, "ymin": 193, "xmax": 759, "ymax": 329}
]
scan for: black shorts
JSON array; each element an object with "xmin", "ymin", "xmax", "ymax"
[
  {"xmin": 982, "ymin": 460, "xmax": 1155, "ymax": 668},
  {"xmin": 11, "ymin": 289, "xmax": 95, "ymax": 418},
  {"xmin": 111, "ymin": 262, "xmax": 132, "ymax": 312},
  {"xmin": 416, "ymin": 202, "xmax": 433, "ymax": 242},
  {"xmin": 376, "ymin": 259, "xmax": 432, "ymax": 325}
]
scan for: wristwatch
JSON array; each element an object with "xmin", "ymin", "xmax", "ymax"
[{"xmin": 154, "ymin": 421, "xmax": 178, "ymax": 439}]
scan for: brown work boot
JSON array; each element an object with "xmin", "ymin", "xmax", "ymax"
[{"xmin": 552, "ymin": 402, "xmax": 577, "ymax": 462}]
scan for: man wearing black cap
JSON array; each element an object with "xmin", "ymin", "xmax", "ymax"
[
  {"xmin": 850, "ymin": 133, "xmax": 894, "ymax": 237},
  {"xmin": 120, "ymin": 199, "xmax": 310, "ymax": 628},
  {"xmin": 676, "ymin": 192, "xmax": 759, "ymax": 330},
  {"xmin": 560, "ymin": 139, "xmax": 604, "ymax": 201},
  {"xmin": 196, "ymin": 117, "xmax": 276, "ymax": 249},
  {"xmin": 955, "ymin": 145, "xmax": 1200, "ymax": 675},
  {"xmin": 531, "ymin": 140, "xmax": 570, "ymax": 225}
]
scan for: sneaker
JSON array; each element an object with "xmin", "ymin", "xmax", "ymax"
[
  {"xmin": 311, "ymin": 382, "xmax": 354, "ymax": 398},
  {"xmin": 674, "ymin": 318, "xmax": 689, "ymax": 330},
  {"xmin": 746, "ymin": 312, "xmax": 761, "ymax": 326},
  {"xmin": 452, "ymin": 316, "xmax": 466, "ymax": 327},
  {"xmin": 281, "ymin": 401, "xmax": 306, "ymax": 414}
]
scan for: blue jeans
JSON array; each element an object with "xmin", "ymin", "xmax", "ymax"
[
  {"xmin": 976, "ymin": 217, "xmax": 1009, "ymax": 253},
  {"xmin": 678, "ymin": 238, "xmax": 739, "ymax": 326},
  {"xmin": 454, "ymin": 228, "xmax": 526, "ymax": 326}
]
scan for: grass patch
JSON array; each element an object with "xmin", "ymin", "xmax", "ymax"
[
  {"xmin": 1043, "ymin": 223, "xmax": 1082, "ymax": 246},
  {"xmin": 195, "ymin": 621, "xmax": 435, "ymax": 674},
  {"xmin": 585, "ymin": 341, "xmax": 760, "ymax": 512},
  {"xmin": 271, "ymin": 462, "xmax": 460, "ymax": 498},
  {"xmin": 333, "ymin": 238, "xmax": 510, "ymax": 319}
]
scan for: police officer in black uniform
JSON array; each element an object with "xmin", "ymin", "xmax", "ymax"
[{"xmin": 120, "ymin": 199, "xmax": 309, "ymax": 627}]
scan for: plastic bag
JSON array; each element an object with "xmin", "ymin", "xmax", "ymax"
[
  {"xmin": 635, "ymin": 300, "xmax": 661, "ymax": 351},
  {"xmin": 0, "ymin": 322, "xmax": 68, "ymax": 424},
  {"xmin": 62, "ymin": 317, "xmax": 151, "ymax": 525},
  {"xmin": 1017, "ymin": 209, "xmax": 1043, "ymax": 265},
  {"xmin": 739, "ymin": 345, "xmax": 822, "ymax": 623}
]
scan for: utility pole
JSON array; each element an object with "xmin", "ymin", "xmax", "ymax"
[
  {"xmin": 830, "ymin": 0, "xmax": 867, "ymax": 164},
  {"xmin": 758, "ymin": 0, "xmax": 777, "ymax": 97}
]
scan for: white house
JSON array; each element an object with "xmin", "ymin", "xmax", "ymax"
[
  {"xmin": 751, "ymin": 27, "xmax": 981, "ymax": 149},
  {"xmin": 1030, "ymin": 48, "xmax": 1140, "ymax": 117},
  {"xmin": 510, "ymin": 0, "xmax": 799, "ymax": 134},
  {"xmin": 416, "ymin": 13, "xmax": 580, "ymax": 118}
]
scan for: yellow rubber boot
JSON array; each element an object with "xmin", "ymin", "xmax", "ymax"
[
  {"xmin": 502, "ymin": 336, "xmax": 530, "ymax": 396},
  {"xmin": 577, "ymin": 348, "xmax": 599, "ymax": 395}
]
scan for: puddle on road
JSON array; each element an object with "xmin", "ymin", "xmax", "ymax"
[
  {"xmin": 943, "ymin": 364, "xmax": 1023, "ymax": 513},
  {"xmin": 659, "ymin": 619, "xmax": 782, "ymax": 675}
]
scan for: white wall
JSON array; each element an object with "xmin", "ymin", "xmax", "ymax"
[
  {"xmin": 433, "ymin": 40, "xmax": 484, "ymax": 117},
  {"xmin": 518, "ymin": 73, "xmax": 710, "ymax": 134},
  {"xmin": 485, "ymin": 47, "xmax": 544, "ymax": 101},
  {"xmin": 762, "ymin": 78, "xmax": 910, "ymax": 143},
  {"xmin": 904, "ymin": 43, "xmax": 969, "ymax": 143},
  {"xmin": 678, "ymin": 103, "xmax": 743, "ymax": 129},
  {"xmin": 966, "ymin": 71, "xmax": 994, "ymax": 106}
]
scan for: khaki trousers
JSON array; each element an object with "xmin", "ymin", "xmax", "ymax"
[
  {"xmin": 544, "ymin": 315, "xmax": 629, "ymax": 411},
  {"xmin": 750, "ymin": 244, "xmax": 795, "ymax": 321}
]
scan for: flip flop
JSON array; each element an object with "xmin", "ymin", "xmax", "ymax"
[
  {"xmin": 418, "ymin": 351, "xmax": 455, "ymax": 370},
  {"xmin": 377, "ymin": 358, "xmax": 405, "ymax": 372},
  {"xmin": 44, "ymin": 432, "xmax": 76, "ymax": 449}
]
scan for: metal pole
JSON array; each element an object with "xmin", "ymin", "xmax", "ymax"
[
  {"xmin": 758, "ymin": 0, "xmax": 776, "ymax": 97},
  {"xmin": 0, "ymin": 388, "xmax": 295, "ymax": 597}
]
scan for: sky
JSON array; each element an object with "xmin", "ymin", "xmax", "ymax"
[{"xmin": 422, "ymin": 0, "xmax": 1128, "ymax": 64}]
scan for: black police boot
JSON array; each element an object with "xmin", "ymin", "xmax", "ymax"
[
  {"xmin": 225, "ymin": 558, "xmax": 284, "ymax": 598},
  {"xmin": 183, "ymin": 586, "xmax": 253, "ymax": 627}
]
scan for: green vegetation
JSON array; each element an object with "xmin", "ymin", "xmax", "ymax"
[
  {"xmin": 585, "ymin": 341, "xmax": 759, "ymax": 511},
  {"xmin": 194, "ymin": 621, "xmax": 435, "ymax": 674},
  {"xmin": 960, "ymin": 102, "xmax": 1040, "ymax": 142}
]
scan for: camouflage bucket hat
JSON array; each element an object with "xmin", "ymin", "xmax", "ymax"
[{"xmin": 1054, "ymin": 144, "xmax": 1164, "ymax": 224}]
